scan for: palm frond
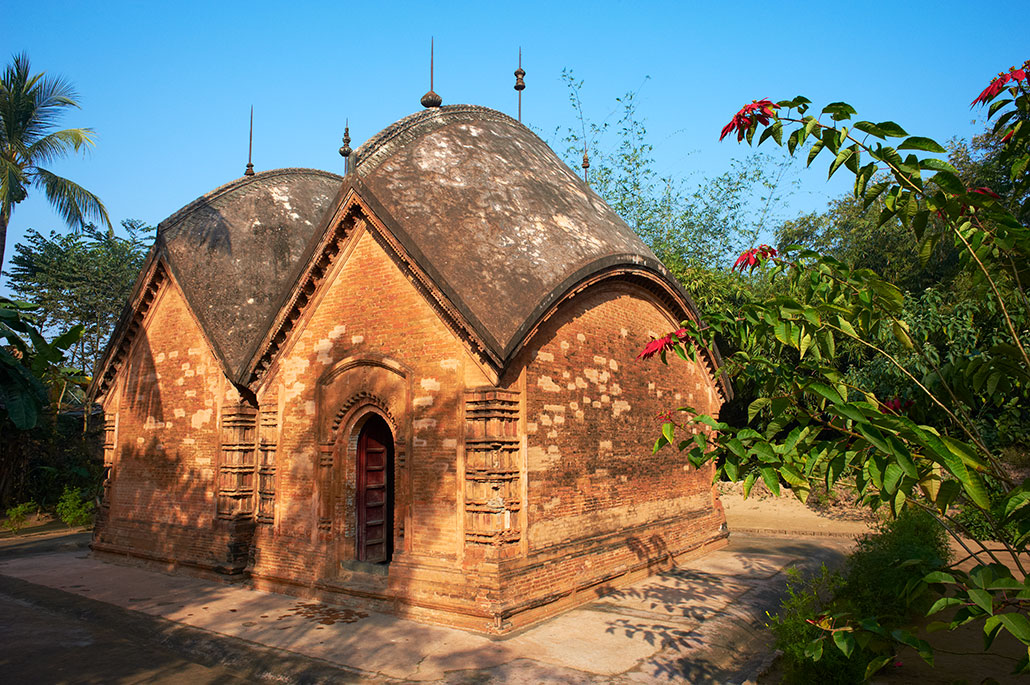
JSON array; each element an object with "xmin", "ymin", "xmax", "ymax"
[
  {"xmin": 31, "ymin": 167, "xmax": 111, "ymax": 231},
  {"xmin": 0, "ymin": 154, "xmax": 28, "ymax": 209},
  {"xmin": 25, "ymin": 128, "xmax": 95, "ymax": 166}
]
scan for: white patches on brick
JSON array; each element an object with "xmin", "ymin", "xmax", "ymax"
[
  {"xmin": 567, "ymin": 382, "xmax": 577, "ymax": 390},
  {"xmin": 304, "ymin": 400, "xmax": 316, "ymax": 415},
  {"xmin": 174, "ymin": 408, "xmax": 186, "ymax": 418},
  {"xmin": 561, "ymin": 371, "xmax": 570, "ymax": 379},
  {"xmin": 195, "ymin": 457, "xmax": 210, "ymax": 465},
  {"xmin": 613, "ymin": 400, "xmax": 631, "ymax": 417},
  {"xmin": 328, "ymin": 324, "xmax": 347, "ymax": 340},
  {"xmin": 547, "ymin": 429, "xmax": 558, "ymax": 439},
  {"xmin": 547, "ymin": 445, "xmax": 559, "ymax": 454},
  {"xmin": 648, "ymin": 382, "xmax": 656, "ymax": 391},
  {"xmin": 188, "ymin": 347, "xmax": 201, "ymax": 356},
  {"xmin": 553, "ymin": 414, "xmax": 565, "ymax": 425},
  {"xmin": 413, "ymin": 437, "xmax": 427, "ymax": 447},
  {"xmin": 175, "ymin": 378, "xmax": 185, "ymax": 386},
  {"xmin": 169, "ymin": 350, "xmax": 179, "ymax": 359},
  {"xmin": 155, "ymin": 352, "xmax": 166, "ymax": 363},
  {"xmin": 560, "ymin": 341, "xmax": 570, "ymax": 351},
  {"xmin": 592, "ymin": 401, "xmax": 602, "ymax": 408},
  {"xmin": 527, "ymin": 422, "xmax": 538, "ymax": 434},
  {"xmin": 181, "ymin": 362, "xmax": 190, "ymax": 370},
  {"xmin": 620, "ymin": 328, "xmax": 628, "ymax": 338},
  {"xmin": 574, "ymin": 410, "xmax": 585, "ymax": 420},
  {"xmin": 182, "ymin": 438, "xmax": 196, "ymax": 446},
  {"xmin": 584, "ymin": 369, "xmax": 599, "ymax": 384},
  {"xmin": 609, "ymin": 359, "xmax": 619, "ymax": 371},
  {"xmin": 282, "ymin": 356, "xmax": 310, "ymax": 403},
  {"xmin": 657, "ymin": 389, "xmax": 663, "ymax": 398},
  {"xmin": 314, "ymin": 338, "xmax": 334, "ymax": 364},
  {"xmin": 610, "ymin": 382, "xmax": 622, "ymax": 395},
  {"xmin": 413, "ymin": 418, "xmax": 437, "ymax": 431},
  {"xmin": 600, "ymin": 394, "xmax": 611, "ymax": 404},
  {"xmin": 413, "ymin": 396, "xmax": 434, "ymax": 407},
  {"xmin": 675, "ymin": 393, "xmax": 682, "ymax": 401},
  {"xmin": 184, "ymin": 370, "xmax": 195, "ymax": 378},
  {"xmin": 583, "ymin": 396, "xmax": 591, "ymax": 404},
  {"xmin": 569, "ymin": 401, "xmax": 579, "ymax": 410},
  {"xmin": 443, "ymin": 438, "xmax": 458, "ymax": 449},
  {"xmin": 137, "ymin": 437, "xmax": 145, "ymax": 444},
  {"xmin": 351, "ymin": 335, "xmax": 364, "ymax": 344},
  {"xmin": 204, "ymin": 399, "xmax": 213, "ymax": 407},
  {"xmin": 191, "ymin": 408, "xmax": 212, "ymax": 428},
  {"xmin": 537, "ymin": 375, "xmax": 561, "ymax": 392},
  {"xmin": 537, "ymin": 351, "xmax": 554, "ymax": 362},
  {"xmin": 598, "ymin": 384, "xmax": 607, "ymax": 394},
  {"xmin": 577, "ymin": 333, "xmax": 586, "ymax": 343},
  {"xmin": 543, "ymin": 404, "xmax": 565, "ymax": 413},
  {"xmin": 599, "ymin": 439, "xmax": 613, "ymax": 451},
  {"xmin": 420, "ymin": 377, "xmax": 441, "ymax": 391},
  {"xmin": 540, "ymin": 415, "xmax": 553, "ymax": 426},
  {"xmin": 440, "ymin": 358, "xmax": 459, "ymax": 370},
  {"xmin": 593, "ymin": 355, "xmax": 606, "ymax": 366},
  {"xmin": 185, "ymin": 390, "xmax": 196, "ymax": 398},
  {"xmin": 144, "ymin": 416, "xmax": 161, "ymax": 430},
  {"xmin": 599, "ymin": 370, "xmax": 610, "ymax": 383}
]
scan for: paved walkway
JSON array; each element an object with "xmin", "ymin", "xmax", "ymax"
[{"xmin": 0, "ymin": 529, "xmax": 853, "ymax": 684}]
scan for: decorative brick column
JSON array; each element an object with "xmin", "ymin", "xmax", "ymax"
[{"xmin": 464, "ymin": 389, "xmax": 522, "ymax": 560}]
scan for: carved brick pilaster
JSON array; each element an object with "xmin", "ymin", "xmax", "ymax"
[{"xmin": 464, "ymin": 389, "xmax": 521, "ymax": 549}]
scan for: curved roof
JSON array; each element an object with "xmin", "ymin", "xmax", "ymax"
[
  {"xmin": 157, "ymin": 168, "xmax": 342, "ymax": 376},
  {"xmin": 351, "ymin": 105, "xmax": 681, "ymax": 358}
]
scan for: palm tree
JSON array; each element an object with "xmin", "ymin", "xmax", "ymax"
[{"xmin": 0, "ymin": 52, "xmax": 111, "ymax": 275}]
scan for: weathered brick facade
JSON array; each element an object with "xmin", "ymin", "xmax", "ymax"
[{"xmin": 92, "ymin": 105, "xmax": 729, "ymax": 633}]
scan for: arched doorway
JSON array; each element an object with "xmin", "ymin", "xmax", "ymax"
[{"xmin": 356, "ymin": 414, "xmax": 394, "ymax": 563}]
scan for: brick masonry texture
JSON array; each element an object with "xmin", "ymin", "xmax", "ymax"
[{"xmin": 95, "ymin": 218, "xmax": 727, "ymax": 634}]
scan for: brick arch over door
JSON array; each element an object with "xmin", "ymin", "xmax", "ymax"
[{"xmin": 315, "ymin": 356, "xmax": 411, "ymax": 570}]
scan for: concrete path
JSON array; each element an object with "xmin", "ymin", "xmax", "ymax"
[{"xmin": 0, "ymin": 531, "xmax": 852, "ymax": 683}]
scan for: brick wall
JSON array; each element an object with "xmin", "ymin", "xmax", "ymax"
[
  {"xmin": 492, "ymin": 282, "xmax": 727, "ymax": 627},
  {"xmin": 94, "ymin": 275, "xmax": 233, "ymax": 569},
  {"xmin": 253, "ymin": 225, "xmax": 488, "ymax": 590}
]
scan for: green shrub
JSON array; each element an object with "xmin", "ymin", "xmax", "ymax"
[
  {"xmin": 768, "ymin": 509, "xmax": 951, "ymax": 683},
  {"xmin": 55, "ymin": 486, "xmax": 94, "ymax": 528},
  {"xmin": 768, "ymin": 564, "xmax": 866, "ymax": 684},
  {"xmin": 842, "ymin": 508, "xmax": 951, "ymax": 620},
  {"xmin": 2, "ymin": 501, "xmax": 37, "ymax": 534}
]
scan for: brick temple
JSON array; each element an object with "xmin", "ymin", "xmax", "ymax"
[{"xmin": 89, "ymin": 104, "xmax": 730, "ymax": 633}]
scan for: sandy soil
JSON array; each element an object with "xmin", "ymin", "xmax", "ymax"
[{"xmin": 719, "ymin": 480, "xmax": 876, "ymax": 538}]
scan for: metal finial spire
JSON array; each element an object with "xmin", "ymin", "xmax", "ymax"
[
  {"xmin": 514, "ymin": 47, "xmax": 525, "ymax": 122},
  {"xmin": 339, "ymin": 119, "xmax": 352, "ymax": 173},
  {"xmin": 582, "ymin": 144, "xmax": 590, "ymax": 183},
  {"xmin": 244, "ymin": 106, "xmax": 255, "ymax": 176},
  {"xmin": 421, "ymin": 37, "xmax": 442, "ymax": 108}
]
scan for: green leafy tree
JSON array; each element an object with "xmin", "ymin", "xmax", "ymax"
[
  {"xmin": 556, "ymin": 71, "xmax": 797, "ymax": 274},
  {"xmin": 0, "ymin": 52, "xmax": 111, "ymax": 274},
  {"xmin": 646, "ymin": 61, "xmax": 1030, "ymax": 676},
  {"xmin": 8, "ymin": 219, "xmax": 153, "ymax": 374}
]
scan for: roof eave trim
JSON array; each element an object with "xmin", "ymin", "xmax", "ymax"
[{"xmin": 500, "ymin": 255, "xmax": 734, "ymax": 401}]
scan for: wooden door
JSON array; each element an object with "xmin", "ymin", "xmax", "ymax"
[{"xmin": 356, "ymin": 416, "xmax": 392, "ymax": 563}]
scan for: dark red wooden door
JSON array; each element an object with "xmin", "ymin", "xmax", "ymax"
[{"xmin": 356, "ymin": 416, "xmax": 392, "ymax": 563}]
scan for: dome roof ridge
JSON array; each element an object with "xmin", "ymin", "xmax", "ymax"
[{"xmin": 353, "ymin": 105, "xmax": 521, "ymax": 178}]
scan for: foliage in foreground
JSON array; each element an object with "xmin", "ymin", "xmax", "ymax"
[
  {"xmin": 770, "ymin": 510, "xmax": 950, "ymax": 683},
  {"xmin": 648, "ymin": 61, "xmax": 1030, "ymax": 676}
]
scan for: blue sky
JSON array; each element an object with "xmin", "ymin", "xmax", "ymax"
[{"xmin": 5, "ymin": 0, "xmax": 1028, "ymax": 274}]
